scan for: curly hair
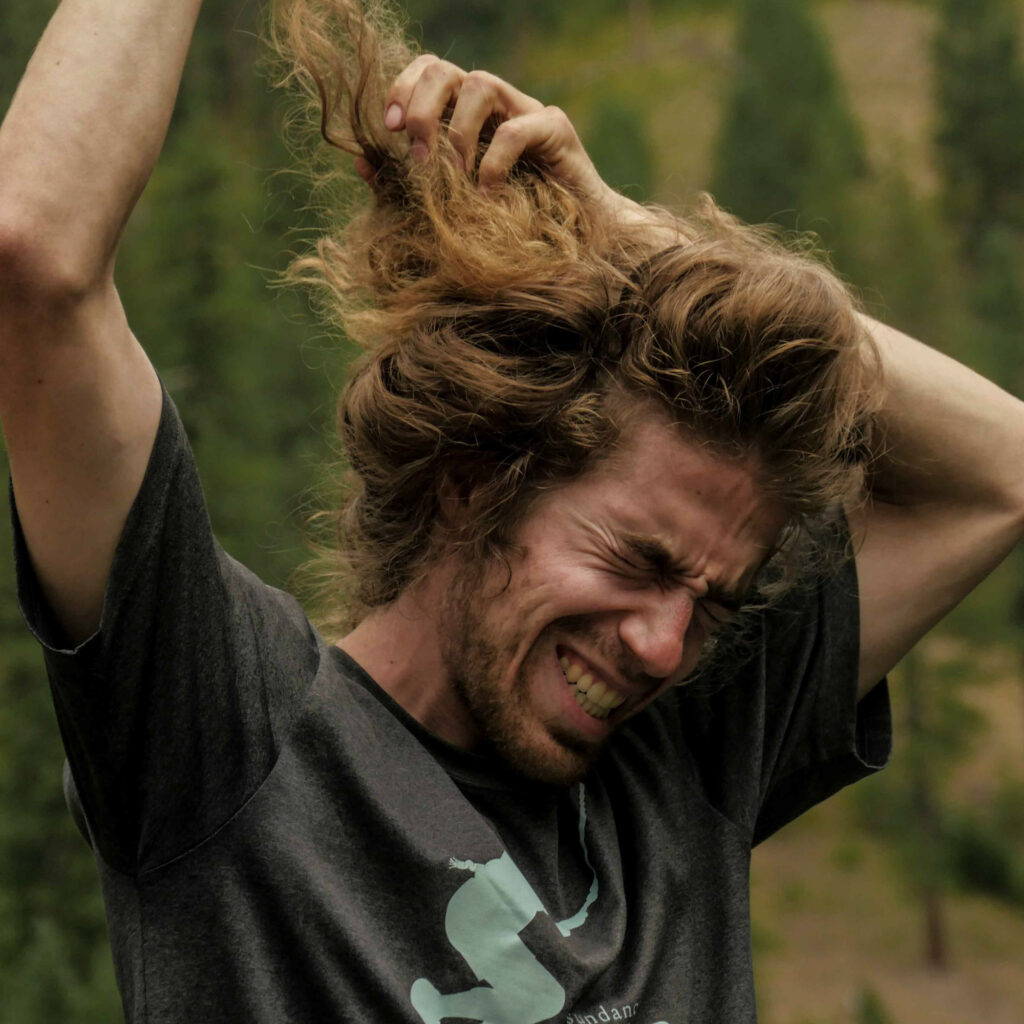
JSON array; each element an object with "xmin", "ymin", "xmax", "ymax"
[{"xmin": 268, "ymin": 0, "xmax": 883, "ymax": 638}]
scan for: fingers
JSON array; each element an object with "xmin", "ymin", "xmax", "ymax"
[
  {"xmin": 386, "ymin": 55, "xmax": 465, "ymax": 162},
  {"xmin": 384, "ymin": 53, "xmax": 447, "ymax": 128},
  {"xmin": 383, "ymin": 57, "xmax": 543, "ymax": 172},
  {"xmin": 446, "ymin": 71, "xmax": 543, "ymax": 173},
  {"xmin": 378, "ymin": 58, "xmax": 606, "ymax": 201},
  {"xmin": 353, "ymin": 156, "xmax": 376, "ymax": 188},
  {"xmin": 477, "ymin": 106, "xmax": 603, "ymax": 197}
]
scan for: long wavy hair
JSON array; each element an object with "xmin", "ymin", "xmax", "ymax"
[{"xmin": 268, "ymin": 0, "xmax": 883, "ymax": 639}]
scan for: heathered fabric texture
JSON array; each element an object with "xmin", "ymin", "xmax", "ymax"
[{"xmin": 14, "ymin": 388, "xmax": 891, "ymax": 1024}]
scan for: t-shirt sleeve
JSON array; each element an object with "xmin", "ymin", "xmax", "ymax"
[
  {"xmin": 11, "ymin": 385, "xmax": 322, "ymax": 875},
  {"xmin": 675, "ymin": 539, "xmax": 892, "ymax": 847}
]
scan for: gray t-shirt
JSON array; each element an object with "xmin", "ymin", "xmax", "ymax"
[{"xmin": 14, "ymin": 388, "xmax": 891, "ymax": 1024}]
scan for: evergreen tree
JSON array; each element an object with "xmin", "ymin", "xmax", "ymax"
[
  {"xmin": 0, "ymin": 0, "xmax": 332, "ymax": 1017},
  {"xmin": 934, "ymin": 0, "xmax": 1024, "ymax": 728},
  {"xmin": 968, "ymin": 226, "xmax": 1024, "ymax": 391},
  {"xmin": 585, "ymin": 93, "xmax": 656, "ymax": 202},
  {"xmin": 711, "ymin": 0, "xmax": 864, "ymax": 242},
  {"xmin": 853, "ymin": 648, "xmax": 989, "ymax": 970},
  {"xmin": 934, "ymin": 0, "xmax": 1024, "ymax": 252},
  {"xmin": 403, "ymin": 0, "xmax": 559, "ymax": 73}
]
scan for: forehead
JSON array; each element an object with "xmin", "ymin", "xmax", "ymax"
[{"xmin": 532, "ymin": 413, "xmax": 787, "ymax": 587}]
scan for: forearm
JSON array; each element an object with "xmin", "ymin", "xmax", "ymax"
[
  {"xmin": 864, "ymin": 316, "xmax": 1024, "ymax": 519},
  {"xmin": 0, "ymin": 0, "xmax": 203, "ymax": 294}
]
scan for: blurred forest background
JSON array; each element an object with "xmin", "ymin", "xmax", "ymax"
[{"xmin": 2, "ymin": 0, "xmax": 1024, "ymax": 1021}]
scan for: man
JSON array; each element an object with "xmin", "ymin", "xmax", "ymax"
[{"xmin": 1, "ymin": 0, "xmax": 1022, "ymax": 1021}]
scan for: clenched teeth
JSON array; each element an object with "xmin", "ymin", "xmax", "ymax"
[{"xmin": 559, "ymin": 653, "xmax": 626, "ymax": 719}]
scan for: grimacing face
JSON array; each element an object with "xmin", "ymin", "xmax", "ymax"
[{"xmin": 439, "ymin": 414, "xmax": 788, "ymax": 786}]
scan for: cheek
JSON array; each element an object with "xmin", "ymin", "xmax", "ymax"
[{"xmin": 501, "ymin": 559, "xmax": 580, "ymax": 618}]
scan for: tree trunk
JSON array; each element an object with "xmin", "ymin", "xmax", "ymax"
[
  {"xmin": 904, "ymin": 650, "xmax": 950, "ymax": 971},
  {"xmin": 629, "ymin": 0, "xmax": 652, "ymax": 61}
]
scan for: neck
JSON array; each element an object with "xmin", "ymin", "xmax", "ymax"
[{"xmin": 337, "ymin": 570, "xmax": 479, "ymax": 749}]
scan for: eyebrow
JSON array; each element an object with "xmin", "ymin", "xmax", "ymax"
[{"xmin": 620, "ymin": 532, "xmax": 749, "ymax": 610}]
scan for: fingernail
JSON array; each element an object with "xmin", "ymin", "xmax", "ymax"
[
  {"xmin": 385, "ymin": 103, "xmax": 403, "ymax": 130},
  {"xmin": 410, "ymin": 138, "xmax": 428, "ymax": 163}
]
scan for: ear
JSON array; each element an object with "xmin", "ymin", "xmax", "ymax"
[{"xmin": 436, "ymin": 467, "xmax": 475, "ymax": 531}]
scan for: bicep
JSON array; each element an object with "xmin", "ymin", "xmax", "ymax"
[
  {"xmin": 850, "ymin": 497, "xmax": 1023, "ymax": 699},
  {"xmin": 0, "ymin": 280, "xmax": 162, "ymax": 644}
]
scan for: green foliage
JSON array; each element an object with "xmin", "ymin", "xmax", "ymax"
[
  {"xmin": 403, "ymin": 0, "xmax": 559, "ymax": 69},
  {"xmin": 711, "ymin": 0, "xmax": 865, "ymax": 243},
  {"xmin": 116, "ymin": 108, "xmax": 337, "ymax": 586},
  {"xmin": 853, "ymin": 650, "xmax": 987, "ymax": 896},
  {"xmin": 944, "ymin": 808, "xmax": 1024, "ymax": 906},
  {"xmin": 933, "ymin": 0, "xmax": 1024, "ymax": 658},
  {"xmin": 1, "ymin": 0, "xmax": 335, "ymax": 1016},
  {"xmin": 855, "ymin": 650, "xmax": 1024, "ymax": 916},
  {"xmin": 402, "ymin": 0, "xmax": 733, "ymax": 75},
  {"xmin": 934, "ymin": 0, "xmax": 1024, "ymax": 250},
  {"xmin": 0, "ymin": 616, "xmax": 123, "ymax": 1023},
  {"xmin": 0, "ymin": 918, "xmax": 120, "ymax": 1024},
  {"xmin": 842, "ymin": 167, "xmax": 961, "ymax": 347},
  {"xmin": 991, "ymin": 772, "xmax": 1024, "ymax": 842},
  {"xmin": 830, "ymin": 838, "xmax": 866, "ymax": 873},
  {"xmin": 853, "ymin": 986, "xmax": 896, "ymax": 1024},
  {"xmin": 0, "ymin": 0, "xmax": 58, "ymax": 110},
  {"xmin": 584, "ymin": 93, "xmax": 656, "ymax": 201},
  {"xmin": 966, "ymin": 226, "xmax": 1024, "ymax": 393}
]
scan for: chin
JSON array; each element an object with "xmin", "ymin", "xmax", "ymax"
[
  {"xmin": 441, "ymin": 581, "xmax": 606, "ymax": 784},
  {"xmin": 494, "ymin": 739, "xmax": 595, "ymax": 787},
  {"xmin": 483, "ymin": 715, "xmax": 603, "ymax": 787}
]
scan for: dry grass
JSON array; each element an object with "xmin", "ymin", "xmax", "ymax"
[
  {"xmin": 752, "ymin": 671, "xmax": 1024, "ymax": 1024},
  {"xmin": 524, "ymin": 0, "xmax": 945, "ymax": 206},
  {"xmin": 821, "ymin": 0, "xmax": 938, "ymax": 194}
]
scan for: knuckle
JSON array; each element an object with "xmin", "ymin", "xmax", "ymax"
[
  {"xmin": 493, "ymin": 117, "xmax": 522, "ymax": 139},
  {"xmin": 461, "ymin": 69, "xmax": 495, "ymax": 96},
  {"xmin": 544, "ymin": 105, "xmax": 571, "ymax": 129},
  {"xmin": 477, "ymin": 163, "xmax": 502, "ymax": 188},
  {"xmin": 432, "ymin": 59, "xmax": 465, "ymax": 84},
  {"xmin": 420, "ymin": 60, "xmax": 448, "ymax": 84},
  {"xmin": 403, "ymin": 111, "xmax": 431, "ymax": 136}
]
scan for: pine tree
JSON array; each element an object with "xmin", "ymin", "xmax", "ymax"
[
  {"xmin": 934, "ymin": 0, "xmax": 1024, "ymax": 741},
  {"xmin": 934, "ymin": 0, "xmax": 1024, "ymax": 252},
  {"xmin": 0, "ymin": 1, "xmax": 330, "ymax": 1017},
  {"xmin": 404, "ymin": 0, "xmax": 559, "ymax": 72},
  {"xmin": 711, "ymin": 0, "xmax": 864, "ymax": 243},
  {"xmin": 585, "ymin": 93, "xmax": 656, "ymax": 202}
]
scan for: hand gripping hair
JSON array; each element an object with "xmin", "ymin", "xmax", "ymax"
[{"xmin": 268, "ymin": 0, "xmax": 883, "ymax": 637}]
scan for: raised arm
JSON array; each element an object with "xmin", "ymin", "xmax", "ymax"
[
  {"xmin": 0, "ymin": 0, "xmax": 203, "ymax": 642},
  {"xmin": 375, "ymin": 57, "xmax": 1024, "ymax": 700},
  {"xmin": 850, "ymin": 319, "xmax": 1024, "ymax": 697}
]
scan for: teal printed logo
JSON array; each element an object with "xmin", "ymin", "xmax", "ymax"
[{"xmin": 410, "ymin": 784, "xmax": 598, "ymax": 1024}]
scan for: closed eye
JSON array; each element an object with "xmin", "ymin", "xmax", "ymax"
[{"xmin": 698, "ymin": 599, "xmax": 737, "ymax": 628}]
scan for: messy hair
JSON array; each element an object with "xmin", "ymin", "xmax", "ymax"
[{"xmin": 269, "ymin": 0, "xmax": 883, "ymax": 638}]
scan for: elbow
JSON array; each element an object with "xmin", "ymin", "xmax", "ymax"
[
  {"xmin": 0, "ymin": 210, "xmax": 105, "ymax": 306},
  {"xmin": 987, "ymin": 450, "xmax": 1024, "ymax": 545},
  {"xmin": 1009, "ymin": 481, "xmax": 1024, "ymax": 542}
]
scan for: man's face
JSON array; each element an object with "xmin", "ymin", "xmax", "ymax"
[{"xmin": 439, "ymin": 413, "xmax": 787, "ymax": 786}]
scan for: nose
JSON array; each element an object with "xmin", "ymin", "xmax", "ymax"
[{"xmin": 618, "ymin": 589, "xmax": 694, "ymax": 680}]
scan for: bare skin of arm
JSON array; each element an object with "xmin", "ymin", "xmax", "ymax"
[
  {"xmin": 0, "ymin": 0, "xmax": 204, "ymax": 643},
  {"xmin": 850, "ymin": 319, "xmax": 1024, "ymax": 698},
  {"xmin": 379, "ymin": 57, "xmax": 1024, "ymax": 700}
]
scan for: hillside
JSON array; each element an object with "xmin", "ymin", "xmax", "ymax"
[{"xmin": 520, "ymin": 0, "xmax": 938, "ymax": 206}]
